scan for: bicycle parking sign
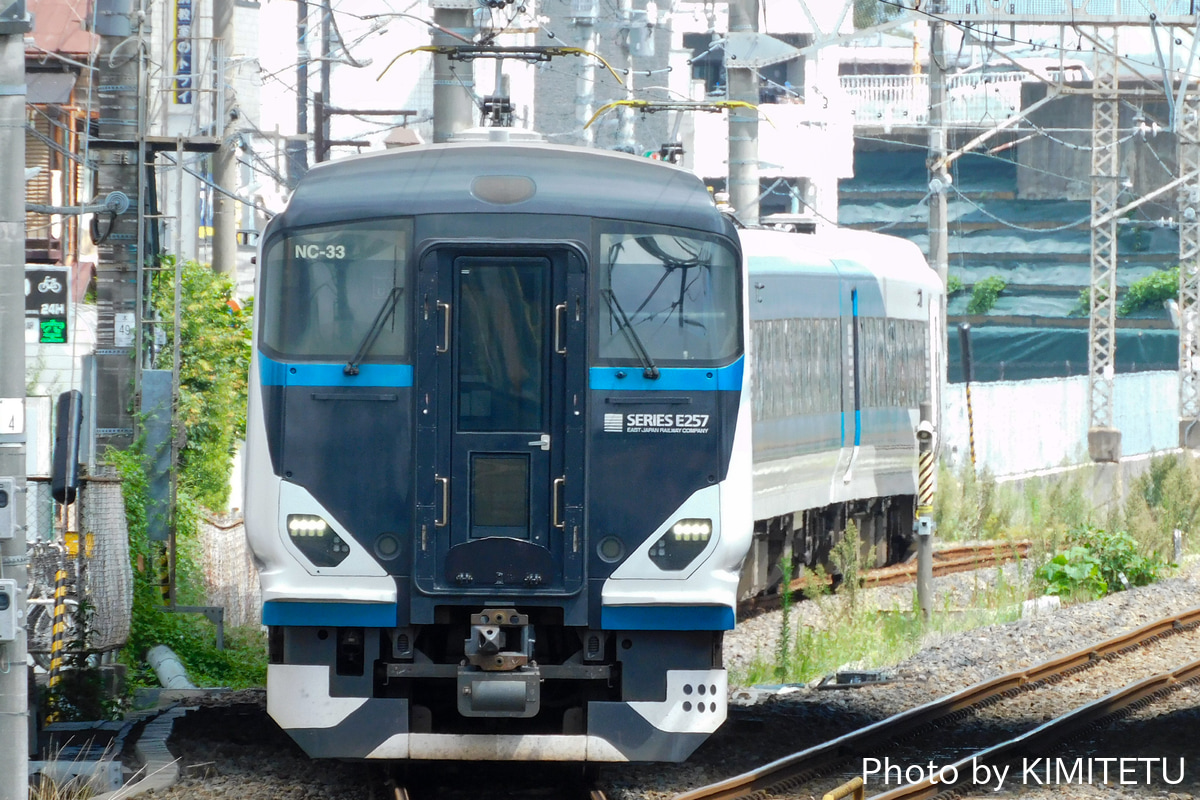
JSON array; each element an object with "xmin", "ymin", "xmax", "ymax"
[{"xmin": 25, "ymin": 266, "xmax": 69, "ymax": 344}]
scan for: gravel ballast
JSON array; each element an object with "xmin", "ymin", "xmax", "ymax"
[{"xmin": 125, "ymin": 557, "xmax": 1200, "ymax": 800}]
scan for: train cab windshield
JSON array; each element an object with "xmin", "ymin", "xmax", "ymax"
[
  {"xmin": 260, "ymin": 219, "xmax": 412, "ymax": 361},
  {"xmin": 597, "ymin": 228, "xmax": 741, "ymax": 366}
]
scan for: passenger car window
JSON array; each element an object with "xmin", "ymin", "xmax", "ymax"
[
  {"xmin": 261, "ymin": 220, "xmax": 411, "ymax": 361},
  {"xmin": 597, "ymin": 229, "xmax": 741, "ymax": 365}
]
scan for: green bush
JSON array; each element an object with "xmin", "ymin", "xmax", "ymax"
[
  {"xmin": 967, "ymin": 276, "xmax": 1007, "ymax": 314},
  {"xmin": 1118, "ymin": 266, "xmax": 1178, "ymax": 317},
  {"xmin": 113, "ymin": 260, "xmax": 263, "ymax": 691},
  {"xmin": 947, "ymin": 274, "xmax": 965, "ymax": 295},
  {"xmin": 1036, "ymin": 546, "xmax": 1107, "ymax": 599},
  {"xmin": 150, "ymin": 258, "xmax": 252, "ymax": 508},
  {"xmin": 1036, "ymin": 525, "xmax": 1164, "ymax": 600},
  {"xmin": 113, "ymin": 447, "xmax": 266, "ymax": 691}
]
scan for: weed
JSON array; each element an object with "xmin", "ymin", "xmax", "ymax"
[
  {"xmin": 966, "ymin": 276, "xmax": 1007, "ymax": 314},
  {"xmin": 776, "ymin": 556, "xmax": 794, "ymax": 679},
  {"xmin": 1036, "ymin": 546, "xmax": 1107, "ymax": 599},
  {"xmin": 1122, "ymin": 453, "xmax": 1200, "ymax": 557},
  {"xmin": 734, "ymin": 571, "xmax": 1027, "ymax": 687},
  {"xmin": 829, "ymin": 521, "xmax": 868, "ymax": 612},
  {"xmin": 1118, "ymin": 266, "xmax": 1178, "ymax": 316},
  {"xmin": 1036, "ymin": 524, "xmax": 1166, "ymax": 600},
  {"xmin": 41, "ymin": 601, "xmax": 125, "ymax": 723}
]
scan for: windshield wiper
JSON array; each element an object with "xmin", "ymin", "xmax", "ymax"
[
  {"xmin": 601, "ymin": 288, "xmax": 659, "ymax": 380},
  {"xmin": 344, "ymin": 287, "xmax": 403, "ymax": 376}
]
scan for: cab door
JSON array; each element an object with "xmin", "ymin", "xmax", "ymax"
[{"xmin": 414, "ymin": 247, "xmax": 585, "ymax": 596}]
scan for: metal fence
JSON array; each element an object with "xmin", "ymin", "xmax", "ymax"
[
  {"xmin": 841, "ymin": 72, "xmax": 1026, "ymax": 127},
  {"xmin": 200, "ymin": 513, "xmax": 261, "ymax": 629}
]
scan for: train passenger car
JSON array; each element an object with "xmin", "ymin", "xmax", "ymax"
[
  {"xmin": 737, "ymin": 227, "xmax": 944, "ymax": 597},
  {"xmin": 244, "ymin": 143, "xmax": 752, "ymax": 762}
]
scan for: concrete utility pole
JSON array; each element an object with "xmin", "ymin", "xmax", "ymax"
[
  {"xmin": 727, "ymin": 0, "xmax": 759, "ymax": 224},
  {"xmin": 573, "ymin": 0, "xmax": 599, "ymax": 146},
  {"xmin": 288, "ymin": 0, "xmax": 310, "ymax": 187},
  {"xmin": 317, "ymin": 0, "xmax": 332, "ymax": 161},
  {"xmin": 212, "ymin": 0, "xmax": 238, "ymax": 276},
  {"xmin": 619, "ymin": 0, "xmax": 636, "ymax": 149},
  {"xmin": 0, "ymin": 9, "xmax": 32, "ymax": 800},
  {"xmin": 927, "ymin": 11, "xmax": 949, "ymax": 294},
  {"xmin": 431, "ymin": 0, "xmax": 475, "ymax": 142}
]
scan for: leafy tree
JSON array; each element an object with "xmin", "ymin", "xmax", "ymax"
[{"xmin": 150, "ymin": 259, "xmax": 252, "ymax": 508}]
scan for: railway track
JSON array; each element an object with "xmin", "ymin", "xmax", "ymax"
[
  {"xmin": 739, "ymin": 541, "xmax": 1032, "ymax": 617},
  {"xmin": 672, "ymin": 607, "xmax": 1200, "ymax": 800},
  {"xmin": 869, "ymin": 656, "xmax": 1200, "ymax": 799}
]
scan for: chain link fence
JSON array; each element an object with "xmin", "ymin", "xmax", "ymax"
[
  {"xmin": 201, "ymin": 513, "xmax": 261, "ymax": 629},
  {"xmin": 78, "ymin": 467, "xmax": 132, "ymax": 652}
]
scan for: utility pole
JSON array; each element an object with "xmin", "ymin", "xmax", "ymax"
[
  {"xmin": 727, "ymin": 0, "xmax": 759, "ymax": 225},
  {"xmin": 212, "ymin": 0, "xmax": 238, "ymax": 276},
  {"xmin": 94, "ymin": 1, "xmax": 145, "ymax": 454},
  {"xmin": 313, "ymin": 0, "xmax": 333, "ymax": 162},
  {"xmin": 431, "ymin": 0, "xmax": 475, "ymax": 142},
  {"xmin": 927, "ymin": 11, "xmax": 949, "ymax": 295},
  {"xmin": 619, "ymin": 0, "xmax": 636, "ymax": 149},
  {"xmin": 573, "ymin": 0, "xmax": 599, "ymax": 146},
  {"xmin": 0, "ymin": 7, "xmax": 33, "ymax": 800},
  {"xmin": 288, "ymin": 0, "xmax": 310, "ymax": 187}
]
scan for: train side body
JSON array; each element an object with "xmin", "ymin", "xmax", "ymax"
[{"xmin": 739, "ymin": 228, "xmax": 944, "ymax": 594}]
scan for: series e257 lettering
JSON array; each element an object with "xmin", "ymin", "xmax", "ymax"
[{"xmin": 625, "ymin": 414, "xmax": 709, "ymax": 428}]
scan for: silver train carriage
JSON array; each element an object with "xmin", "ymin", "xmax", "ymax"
[
  {"xmin": 244, "ymin": 143, "xmax": 754, "ymax": 763},
  {"xmin": 738, "ymin": 227, "xmax": 944, "ymax": 597}
]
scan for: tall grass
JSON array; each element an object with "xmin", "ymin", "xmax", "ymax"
[
  {"xmin": 735, "ymin": 453, "xmax": 1200, "ymax": 688},
  {"xmin": 735, "ymin": 563, "xmax": 1027, "ymax": 687}
]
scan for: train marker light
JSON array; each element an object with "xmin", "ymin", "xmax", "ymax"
[
  {"xmin": 286, "ymin": 514, "xmax": 351, "ymax": 567},
  {"xmin": 649, "ymin": 518, "xmax": 713, "ymax": 570}
]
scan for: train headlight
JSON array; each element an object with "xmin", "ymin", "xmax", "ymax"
[
  {"xmin": 648, "ymin": 518, "xmax": 713, "ymax": 571},
  {"xmin": 286, "ymin": 514, "xmax": 351, "ymax": 567}
]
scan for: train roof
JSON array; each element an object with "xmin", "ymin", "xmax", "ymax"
[
  {"xmin": 271, "ymin": 142, "xmax": 736, "ymax": 238},
  {"xmin": 740, "ymin": 227, "xmax": 941, "ymax": 290}
]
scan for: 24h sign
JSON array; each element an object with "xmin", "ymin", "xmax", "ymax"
[{"xmin": 25, "ymin": 266, "xmax": 69, "ymax": 344}]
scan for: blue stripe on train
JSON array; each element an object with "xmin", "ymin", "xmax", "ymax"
[
  {"xmin": 263, "ymin": 601, "xmax": 399, "ymax": 627},
  {"xmin": 601, "ymin": 605, "xmax": 735, "ymax": 631},
  {"xmin": 258, "ymin": 353, "xmax": 414, "ymax": 387},
  {"xmin": 589, "ymin": 357, "xmax": 744, "ymax": 392}
]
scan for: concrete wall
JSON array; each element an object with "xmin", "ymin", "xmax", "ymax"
[
  {"xmin": 941, "ymin": 370, "xmax": 1179, "ymax": 478},
  {"xmin": 1017, "ymin": 84, "xmax": 1175, "ymax": 204}
]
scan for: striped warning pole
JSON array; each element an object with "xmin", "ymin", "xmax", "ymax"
[
  {"xmin": 916, "ymin": 401, "xmax": 936, "ymax": 622},
  {"xmin": 46, "ymin": 566, "xmax": 69, "ymax": 721},
  {"xmin": 917, "ymin": 446, "xmax": 935, "ymax": 518}
]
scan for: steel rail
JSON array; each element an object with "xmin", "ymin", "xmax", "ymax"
[
  {"xmin": 872, "ymin": 656, "xmax": 1200, "ymax": 800},
  {"xmin": 742, "ymin": 542, "xmax": 1033, "ymax": 616},
  {"xmin": 672, "ymin": 607, "xmax": 1200, "ymax": 800}
]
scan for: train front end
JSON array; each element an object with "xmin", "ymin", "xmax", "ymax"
[{"xmin": 243, "ymin": 143, "xmax": 752, "ymax": 762}]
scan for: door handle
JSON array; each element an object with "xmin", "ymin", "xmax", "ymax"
[
  {"xmin": 527, "ymin": 434, "xmax": 550, "ymax": 451},
  {"xmin": 435, "ymin": 475, "xmax": 449, "ymax": 527},
  {"xmin": 554, "ymin": 302, "xmax": 567, "ymax": 355},
  {"xmin": 436, "ymin": 302, "xmax": 451, "ymax": 354},
  {"xmin": 553, "ymin": 478, "xmax": 565, "ymax": 529}
]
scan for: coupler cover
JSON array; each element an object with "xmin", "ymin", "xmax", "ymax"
[{"xmin": 457, "ymin": 665, "xmax": 541, "ymax": 718}]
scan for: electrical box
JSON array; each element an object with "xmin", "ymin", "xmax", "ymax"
[
  {"xmin": 0, "ymin": 477, "xmax": 13, "ymax": 540},
  {"xmin": 0, "ymin": 579, "xmax": 16, "ymax": 642}
]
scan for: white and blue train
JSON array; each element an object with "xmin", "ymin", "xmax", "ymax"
[{"xmin": 244, "ymin": 142, "xmax": 942, "ymax": 763}]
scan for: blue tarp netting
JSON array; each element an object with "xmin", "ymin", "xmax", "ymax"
[{"xmin": 840, "ymin": 150, "xmax": 1181, "ymax": 381}]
